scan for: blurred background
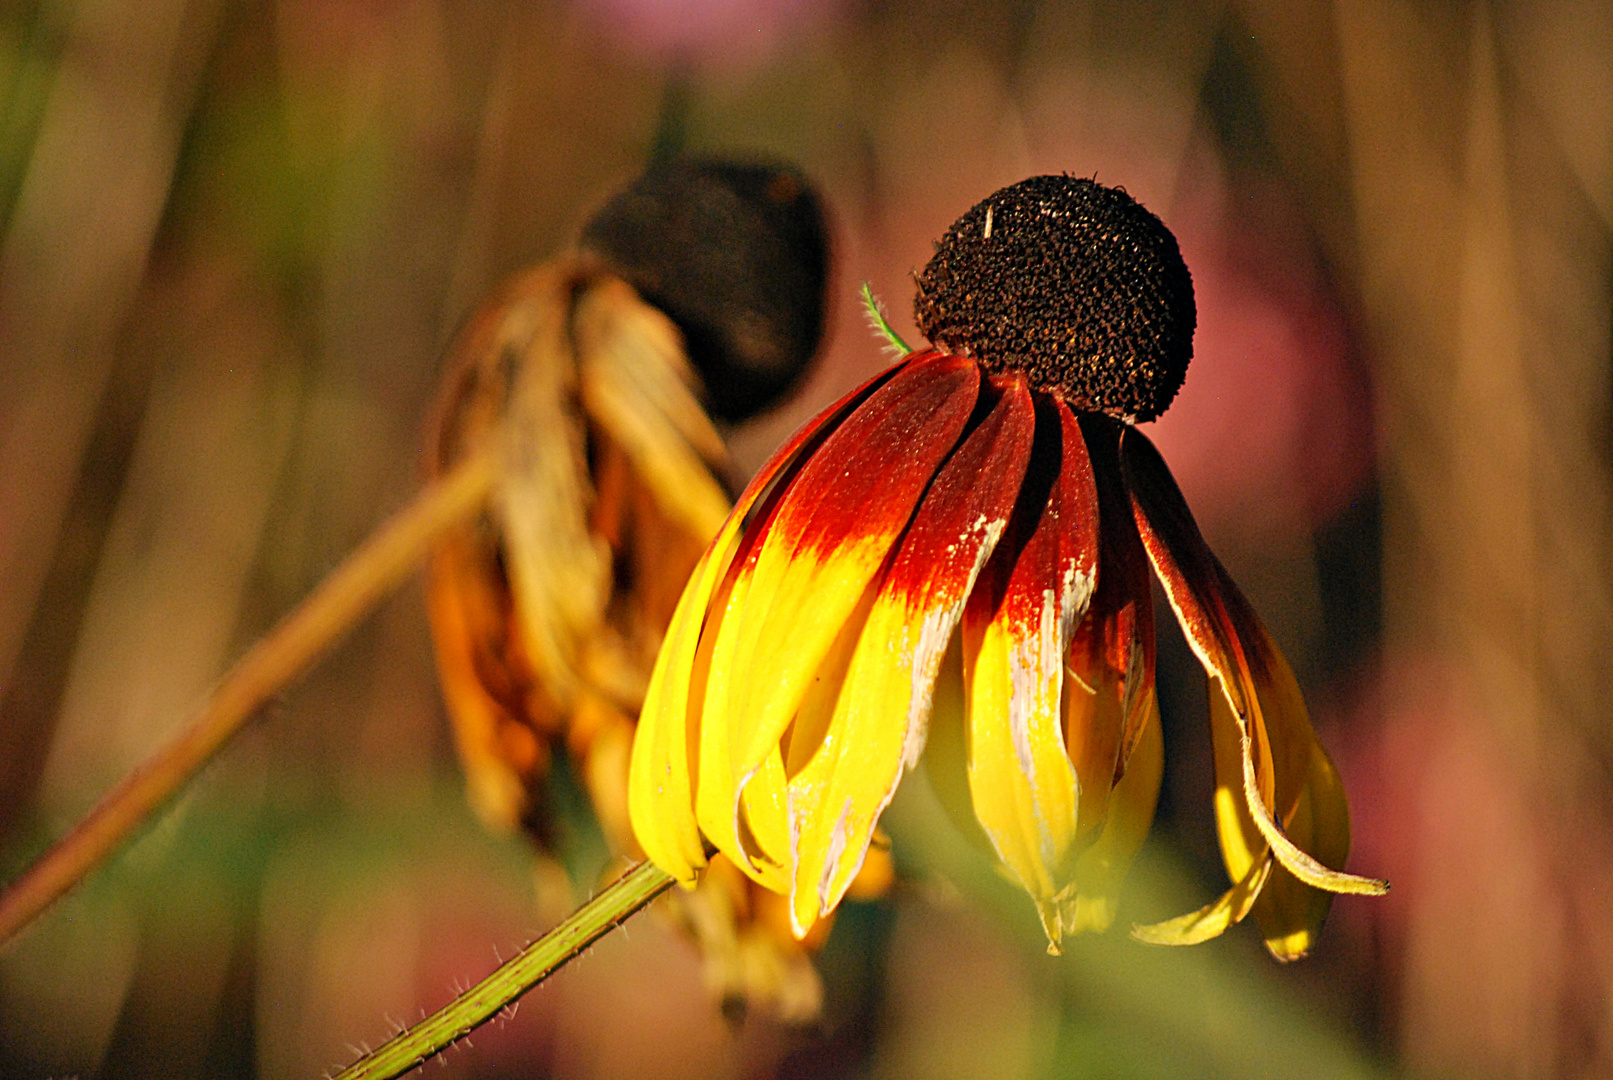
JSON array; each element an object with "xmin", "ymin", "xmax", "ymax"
[{"xmin": 0, "ymin": 0, "xmax": 1610, "ymax": 1077}]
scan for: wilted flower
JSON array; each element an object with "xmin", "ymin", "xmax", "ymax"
[
  {"xmin": 629, "ymin": 175, "xmax": 1386, "ymax": 959},
  {"xmin": 426, "ymin": 160, "xmax": 888, "ymax": 1018}
]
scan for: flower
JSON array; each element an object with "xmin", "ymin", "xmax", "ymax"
[
  {"xmin": 425, "ymin": 159, "xmax": 887, "ymax": 1017},
  {"xmin": 628, "ymin": 175, "xmax": 1387, "ymax": 959}
]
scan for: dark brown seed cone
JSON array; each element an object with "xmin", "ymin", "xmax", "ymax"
[
  {"xmin": 580, "ymin": 159, "xmax": 829, "ymax": 422},
  {"xmin": 913, "ymin": 175, "xmax": 1194, "ymax": 423}
]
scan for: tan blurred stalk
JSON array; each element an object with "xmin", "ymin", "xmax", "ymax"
[
  {"xmin": 1334, "ymin": 1, "xmax": 1613, "ymax": 1075},
  {"xmin": 0, "ymin": 449, "xmax": 497, "ymax": 950},
  {"xmin": 0, "ymin": 0, "xmax": 221, "ymax": 691}
]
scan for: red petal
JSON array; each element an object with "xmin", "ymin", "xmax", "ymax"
[
  {"xmin": 960, "ymin": 394, "xmax": 1099, "ymax": 940},
  {"xmin": 770, "ymin": 351, "xmax": 981, "ymax": 559}
]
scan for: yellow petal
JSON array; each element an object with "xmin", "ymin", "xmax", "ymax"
[
  {"xmin": 1070, "ymin": 688, "xmax": 1163, "ymax": 935},
  {"xmin": 1252, "ymin": 739, "xmax": 1354, "ymax": 961},
  {"xmin": 628, "ymin": 524, "xmax": 735, "ymax": 882},
  {"xmin": 1131, "ymin": 854, "xmax": 1273, "ymax": 947},
  {"xmin": 698, "ymin": 529, "xmax": 896, "ymax": 883},
  {"xmin": 787, "ymin": 578, "xmax": 979, "ymax": 937},
  {"xmin": 966, "ymin": 602, "xmax": 1080, "ymax": 945}
]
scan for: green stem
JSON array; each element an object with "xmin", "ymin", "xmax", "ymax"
[{"xmin": 333, "ymin": 859, "xmax": 676, "ymax": 1080}]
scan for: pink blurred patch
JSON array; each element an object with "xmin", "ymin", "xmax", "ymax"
[
  {"xmin": 1324, "ymin": 659, "xmax": 1613, "ymax": 1073},
  {"xmin": 1146, "ymin": 161, "xmax": 1373, "ymax": 540},
  {"xmin": 578, "ymin": 0, "xmax": 833, "ymax": 66}
]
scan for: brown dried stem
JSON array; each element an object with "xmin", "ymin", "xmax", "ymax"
[{"xmin": 0, "ymin": 448, "xmax": 500, "ymax": 949}]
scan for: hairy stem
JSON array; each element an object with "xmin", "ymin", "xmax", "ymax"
[
  {"xmin": 334, "ymin": 860, "xmax": 676, "ymax": 1080},
  {"xmin": 0, "ymin": 449, "xmax": 499, "ymax": 948}
]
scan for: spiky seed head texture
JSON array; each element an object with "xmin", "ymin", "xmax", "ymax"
[{"xmin": 913, "ymin": 175, "xmax": 1194, "ymax": 422}]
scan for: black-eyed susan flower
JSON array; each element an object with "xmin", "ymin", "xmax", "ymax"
[
  {"xmin": 426, "ymin": 159, "xmax": 889, "ymax": 1018},
  {"xmin": 629, "ymin": 174, "xmax": 1387, "ymax": 960}
]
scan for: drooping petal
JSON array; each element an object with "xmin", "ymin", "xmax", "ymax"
[
  {"xmin": 629, "ymin": 359, "xmax": 909, "ymax": 882},
  {"xmin": 1154, "ymin": 580, "xmax": 1352, "ymax": 947},
  {"xmin": 574, "ymin": 278, "xmax": 731, "ymax": 543},
  {"xmin": 1131, "ymin": 854, "xmax": 1273, "ymax": 947},
  {"xmin": 491, "ymin": 264, "xmax": 612, "ymax": 707},
  {"xmin": 1209, "ymin": 668, "xmax": 1264, "ymax": 887},
  {"xmin": 1252, "ymin": 739, "xmax": 1352, "ymax": 961},
  {"xmin": 1069, "ymin": 687, "xmax": 1163, "ymax": 934},
  {"xmin": 1122, "ymin": 428, "xmax": 1386, "ymax": 899},
  {"xmin": 696, "ymin": 353, "xmax": 981, "ymax": 883},
  {"xmin": 787, "ymin": 374, "xmax": 1036, "ymax": 935},
  {"xmin": 1074, "ymin": 414, "xmax": 1157, "ymax": 792},
  {"xmin": 963, "ymin": 397, "xmax": 1098, "ymax": 947},
  {"xmin": 426, "ymin": 263, "xmax": 584, "ymax": 828},
  {"xmin": 1212, "ymin": 618, "xmax": 1353, "ymax": 960},
  {"xmin": 425, "ymin": 533, "xmax": 551, "ymax": 831}
]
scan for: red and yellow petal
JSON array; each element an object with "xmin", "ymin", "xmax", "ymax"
[
  {"xmin": 962, "ymin": 397, "xmax": 1098, "ymax": 948},
  {"xmin": 788, "ymin": 374, "xmax": 1036, "ymax": 935},
  {"xmin": 629, "ymin": 359, "xmax": 909, "ymax": 883},
  {"xmin": 1074, "ymin": 414, "xmax": 1157, "ymax": 790},
  {"xmin": 694, "ymin": 353, "xmax": 982, "ymax": 885},
  {"xmin": 1122, "ymin": 427, "xmax": 1386, "ymax": 906}
]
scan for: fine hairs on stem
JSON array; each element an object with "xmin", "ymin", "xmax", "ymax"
[
  {"xmin": 0, "ymin": 447, "xmax": 500, "ymax": 949},
  {"xmin": 332, "ymin": 859, "xmax": 676, "ymax": 1080}
]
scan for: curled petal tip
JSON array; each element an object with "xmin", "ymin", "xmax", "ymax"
[
  {"xmin": 1130, "ymin": 857, "xmax": 1272, "ymax": 947},
  {"xmin": 1033, "ymin": 893, "xmax": 1075, "ymax": 954},
  {"xmin": 1349, "ymin": 875, "xmax": 1390, "ymax": 896},
  {"xmin": 1267, "ymin": 940, "xmax": 1312, "ymax": 963},
  {"xmin": 1239, "ymin": 744, "xmax": 1387, "ymax": 896}
]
